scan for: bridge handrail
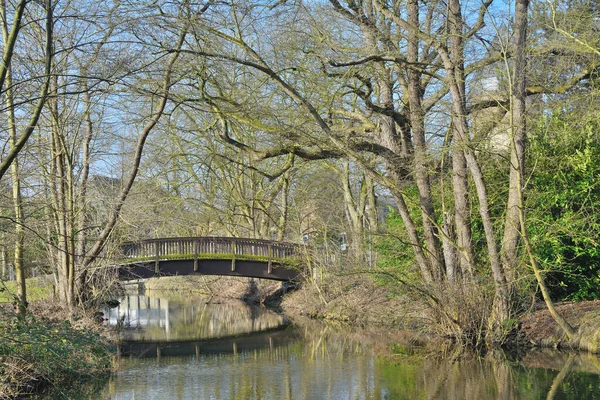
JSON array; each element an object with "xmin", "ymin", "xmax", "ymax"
[{"xmin": 120, "ymin": 236, "xmax": 303, "ymax": 262}]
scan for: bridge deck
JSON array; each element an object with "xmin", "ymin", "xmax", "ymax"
[{"xmin": 118, "ymin": 237, "xmax": 304, "ymax": 281}]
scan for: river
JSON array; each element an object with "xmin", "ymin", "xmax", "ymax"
[{"xmin": 94, "ymin": 292, "xmax": 600, "ymax": 399}]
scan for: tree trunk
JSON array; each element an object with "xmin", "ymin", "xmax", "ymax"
[
  {"xmin": 407, "ymin": 0, "xmax": 444, "ymax": 282},
  {"xmin": 0, "ymin": 232, "xmax": 7, "ymax": 280},
  {"xmin": 365, "ymin": 174, "xmax": 378, "ymax": 232},
  {"xmin": 50, "ymin": 72, "xmax": 74, "ymax": 306},
  {"xmin": 447, "ymin": 0, "xmax": 475, "ymax": 279},
  {"xmin": 9, "ymin": 78, "xmax": 26, "ymax": 316},
  {"xmin": 341, "ymin": 160, "xmax": 364, "ymax": 257},
  {"xmin": 441, "ymin": 0, "xmax": 511, "ymax": 331},
  {"xmin": 511, "ymin": 0, "xmax": 574, "ymax": 339},
  {"xmin": 2, "ymin": 2, "xmax": 25, "ymax": 315},
  {"xmin": 276, "ymin": 172, "xmax": 290, "ymax": 241},
  {"xmin": 502, "ymin": 0, "xmax": 528, "ymax": 283},
  {"xmin": 452, "ymin": 146, "xmax": 475, "ymax": 277}
]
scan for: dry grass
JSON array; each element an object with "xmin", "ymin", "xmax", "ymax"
[
  {"xmin": 424, "ymin": 282, "xmax": 497, "ymax": 346},
  {"xmin": 143, "ymin": 275, "xmax": 282, "ymax": 304},
  {"xmin": 281, "ymin": 272, "xmax": 423, "ymax": 328},
  {"xmin": 281, "ymin": 264, "xmax": 504, "ymax": 348}
]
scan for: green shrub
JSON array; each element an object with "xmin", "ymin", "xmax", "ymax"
[
  {"xmin": 0, "ymin": 311, "xmax": 113, "ymax": 398},
  {"xmin": 527, "ymin": 112, "xmax": 600, "ymax": 300}
]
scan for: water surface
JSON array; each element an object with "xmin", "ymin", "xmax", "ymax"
[{"xmin": 98, "ymin": 292, "xmax": 600, "ymax": 399}]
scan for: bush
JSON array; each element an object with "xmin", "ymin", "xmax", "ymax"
[
  {"xmin": 0, "ymin": 311, "xmax": 113, "ymax": 398},
  {"xmin": 527, "ymin": 112, "xmax": 600, "ymax": 301}
]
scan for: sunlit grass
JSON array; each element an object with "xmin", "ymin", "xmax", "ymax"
[{"xmin": 0, "ymin": 276, "xmax": 53, "ymax": 303}]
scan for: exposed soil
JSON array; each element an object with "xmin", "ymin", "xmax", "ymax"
[{"xmin": 520, "ymin": 300, "xmax": 600, "ymax": 352}]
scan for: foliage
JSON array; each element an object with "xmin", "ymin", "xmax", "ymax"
[
  {"xmin": 527, "ymin": 112, "xmax": 600, "ymax": 300},
  {"xmin": 373, "ymin": 207, "xmax": 419, "ymax": 292},
  {"xmin": 0, "ymin": 311, "xmax": 113, "ymax": 398}
]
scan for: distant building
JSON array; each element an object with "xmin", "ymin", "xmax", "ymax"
[{"xmin": 469, "ymin": 66, "xmax": 512, "ymax": 151}]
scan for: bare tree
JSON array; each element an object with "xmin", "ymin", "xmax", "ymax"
[
  {"xmin": 163, "ymin": 0, "xmax": 589, "ymax": 342},
  {"xmin": 0, "ymin": 0, "xmax": 52, "ymax": 315}
]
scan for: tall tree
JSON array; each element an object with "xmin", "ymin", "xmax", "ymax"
[
  {"xmin": 168, "ymin": 0, "xmax": 585, "ymax": 341},
  {"xmin": 0, "ymin": 0, "xmax": 52, "ymax": 315}
]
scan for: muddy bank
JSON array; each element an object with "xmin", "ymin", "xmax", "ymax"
[{"xmin": 521, "ymin": 300, "xmax": 600, "ymax": 352}]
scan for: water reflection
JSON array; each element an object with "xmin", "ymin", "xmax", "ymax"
[
  {"xmin": 104, "ymin": 295, "xmax": 287, "ymax": 342},
  {"xmin": 99, "ymin": 293, "xmax": 600, "ymax": 400}
]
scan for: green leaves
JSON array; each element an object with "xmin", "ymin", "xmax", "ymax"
[{"xmin": 527, "ymin": 111, "xmax": 600, "ymax": 300}]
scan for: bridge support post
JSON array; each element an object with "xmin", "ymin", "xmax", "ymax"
[
  {"xmin": 154, "ymin": 241, "xmax": 160, "ymax": 274},
  {"xmin": 193, "ymin": 239, "xmax": 199, "ymax": 272},
  {"xmin": 267, "ymin": 244, "xmax": 273, "ymax": 274},
  {"xmin": 231, "ymin": 240, "xmax": 236, "ymax": 271}
]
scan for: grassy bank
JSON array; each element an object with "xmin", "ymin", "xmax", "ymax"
[
  {"xmin": 0, "ymin": 302, "xmax": 115, "ymax": 399},
  {"xmin": 278, "ymin": 274, "xmax": 600, "ymax": 353},
  {"xmin": 0, "ymin": 276, "xmax": 54, "ymax": 303},
  {"xmin": 280, "ymin": 274, "xmax": 422, "ymax": 329}
]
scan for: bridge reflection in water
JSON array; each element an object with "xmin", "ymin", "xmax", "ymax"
[
  {"xmin": 106, "ymin": 296, "xmax": 172, "ymax": 337},
  {"xmin": 117, "ymin": 328, "xmax": 299, "ymax": 359},
  {"xmin": 105, "ymin": 295, "xmax": 288, "ymax": 343}
]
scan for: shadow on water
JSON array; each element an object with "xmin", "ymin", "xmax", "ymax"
[
  {"xmin": 116, "ymin": 327, "xmax": 300, "ymax": 359},
  {"xmin": 85, "ymin": 292, "xmax": 600, "ymax": 400}
]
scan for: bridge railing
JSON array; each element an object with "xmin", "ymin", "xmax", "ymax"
[{"xmin": 120, "ymin": 237, "xmax": 303, "ymax": 263}]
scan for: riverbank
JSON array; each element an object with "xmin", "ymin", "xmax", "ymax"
[
  {"xmin": 141, "ymin": 274, "xmax": 420, "ymax": 328},
  {"xmin": 0, "ymin": 301, "xmax": 115, "ymax": 399},
  {"xmin": 145, "ymin": 275, "xmax": 600, "ymax": 353},
  {"xmin": 103, "ymin": 275, "xmax": 600, "ymax": 355},
  {"xmin": 283, "ymin": 278, "xmax": 600, "ymax": 353},
  {"xmin": 521, "ymin": 300, "xmax": 600, "ymax": 352}
]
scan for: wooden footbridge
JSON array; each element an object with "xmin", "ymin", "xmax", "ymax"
[{"xmin": 118, "ymin": 237, "xmax": 304, "ymax": 281}]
